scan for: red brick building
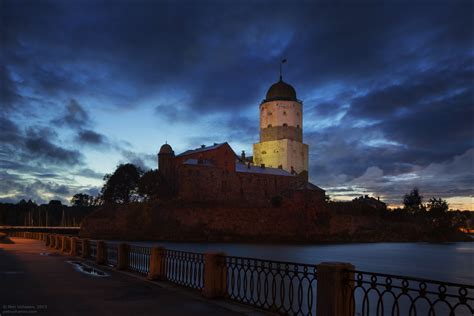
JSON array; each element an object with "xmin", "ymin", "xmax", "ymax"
[{"xmin": 157, "ymin": 142, "xmax": 325, "ymax": 207}]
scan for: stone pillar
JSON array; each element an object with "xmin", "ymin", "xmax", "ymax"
[
  {"xmin": 96, "ymin": 241, "xmax": 106, "ymax": 265},
  {"xmin": 147, "ymin": 247, "xmax": 166, "ymax": 280},
  {"xmin": 316, "ymin": 262, "xmax": 355, "ymax": 316},
  {"xmin": 82, "ymin": 239, "xmax": 90, "ymax": 258},
  {"xmin": 202, "ymin": 252, "xmax": 227, "ymax": 299},
  {"xmin": 117, "ymin": 243, "xmax": 130, "ymax": 271},
  {"xmin": 55, "ymin": 235, "xmax": 62, "ymax": 250},
  {"xmin": 70, "ymin": 237, "xmax": 77, "ymax": 256},
  {"xmin": 61, "ymin": 236, "xmax": 68, "ymax": 253},
  {"xmin": 50, "ymin": 235, "xmax": 55, "ymax": 248}
]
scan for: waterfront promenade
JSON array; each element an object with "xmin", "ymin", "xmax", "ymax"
[{"xmin": 0, "ymin": 238, "xmax": 258, "ymax": 316}]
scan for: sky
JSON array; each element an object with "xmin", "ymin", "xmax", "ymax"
[{"xmin": 1, "ymin": 0, "xmax": 473, "ymax": 209}]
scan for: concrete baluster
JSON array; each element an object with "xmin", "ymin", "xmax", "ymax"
[
  {"xmin": 316, "ymin": 262, "xmax": 355, "ymax": 316},
  {"xmin": 202, "ymin": 252, "xmax": 227, "ymax": 299},
  {"xmin": 117, "ymin": 243, "xmax": 130, "ymax": 270},
  {"xmin": 147, "ymin": 247, "xmax": 166, "ymax": 280},
  {"xmin": 96, "ymin": 241, "xmax": 106, "ymax": 264},
  {"xmin": 82, "ymin": 239, "xmax": 90, "ymax": 258}
]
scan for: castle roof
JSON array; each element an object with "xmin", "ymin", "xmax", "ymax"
[
  {"xmin": 264, "ymin": 79, "xmax": 297, "ymax": 102},
  {"xmin": 296, "ymin": 181, "xmax": 325, "ymax": 192},
  {"xmin": 235, "ymin": 162, "xmax": 294, "ymax": 176},
  {"xmin": 177, "ymin": 142, "xmax": 231, "ymax": 157},
  {"xmin": 159, "ymin": 143, "xmax": 174, "ymax": 154}
]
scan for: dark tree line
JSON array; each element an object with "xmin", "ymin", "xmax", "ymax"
[
  {"xmin": 0, "ymin": 199, "xmax": 96, "ymax": 227},
  {"xmin": 326, "ymin": 187, "xmax": 473, "ymax": 234}
]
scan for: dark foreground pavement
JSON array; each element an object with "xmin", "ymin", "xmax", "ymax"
[{"xmin": 0, "ymin": 238, "xmax": 262, "ymax": 316}]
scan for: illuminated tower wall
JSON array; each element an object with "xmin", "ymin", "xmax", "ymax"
[{"xmin": 253, "ymin": 79, "xmax": 309, "ymax": 176}]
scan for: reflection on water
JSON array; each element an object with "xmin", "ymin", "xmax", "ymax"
[{"xmin": 121, "ymin": 241, "xmax": 474, "ymax": 284}]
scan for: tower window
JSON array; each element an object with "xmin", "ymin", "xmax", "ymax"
[
  {"xmin": 283, "ymin": 123, "xmax": 288, "ymax": 127},
  {"xmin": 283, "ymin": 111, "xmax": 287, "ymax": 115},
  {"xmin": 296, "ymin": 112, "xmax": 300, "ymax": 117},
  {"xmin": 261, "ymin": 151, "xmax": 267, "ymax": 154},
  {"xmin": 267, "ymin": 124, "xmax": 272, "ymax": 128},
  {"xmin": 268, "ymin": 112, "xmax": 272, "ymax": 116},
  {"xmin": 297, "ymin": 124, "xmax": 300, "ymax": 129}
]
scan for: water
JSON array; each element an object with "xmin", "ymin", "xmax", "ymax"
[{"xmin": 121, "ymin": 241, "xmax": 474, "ymax": 284}]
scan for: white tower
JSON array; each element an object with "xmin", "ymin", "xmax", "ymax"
[{"xmin": 253, "ymin": 76, "xmax": 308, "ymax": 177}]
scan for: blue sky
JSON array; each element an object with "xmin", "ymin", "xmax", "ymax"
[{"xmin": 1, "ymin": 0, "xmax": 473, "ymax": 209}]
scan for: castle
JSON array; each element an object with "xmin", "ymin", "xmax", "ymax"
[{"xmin": 157, "ymin": 76, "xmax": 324, "ymax": 207}]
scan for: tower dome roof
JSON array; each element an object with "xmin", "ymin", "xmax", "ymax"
[
  {"xmin": 265, "ymin": 79, "xmax": 297, "ymax": 102},
  {"xmin": 159, "ymin": 143, "xmax": 173, "ymax": 154}
]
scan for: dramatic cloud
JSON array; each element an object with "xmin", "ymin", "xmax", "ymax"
[{"xmin": 1, "ymin": 0, "xmax": 473, "ymax": 208}]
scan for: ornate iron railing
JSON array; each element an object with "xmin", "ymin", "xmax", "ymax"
[
  {"xmin": 220, "ymin": 256, "xmax": 318, "ymax": 315},
  {"xmin": 76, "ymin": 239, "xmax": 83, "ymax": 257},
  {"xmin": 106, "ymin": 243, "xmax": 118, "ymax": 267},
  {"xmin": 89, "ymin": 240, "xmax": 97, "ymax": 259},
  {"xmin": 128, "ymin": 246, "xmax": 151, "ymax": 275},
  {"xmin": 163, "ymin": 249, "xmax": 204, "ymax": 290},
  {"xmin": 344, "ymin": 269, "xmax": 474, "ymax": 316}
]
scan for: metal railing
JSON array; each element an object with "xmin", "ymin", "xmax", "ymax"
[
  {"xmin": 76, "ymin": 239, "xmax": 83, "ymax": 257},
  {"xmin": 344, "ymin": 269, "xmax": 474, "ymax": 316},
  {"xmin": 89, "ymin": 240, "xmax": 97, "ymax": 259},
  {"xmin": 163, "ymin": 249, "xmax": 204, "ymax": 290},
  {"xmin": 106, "ymin": 243, "xmax": 118, "ymax": 267},
  {"xmin": 220, "ymin": 256, "xmax": 318, "ymax": 315},
  {"xmin": 128, "ymin": 245, "xmax": 150, "ymax": 275}
]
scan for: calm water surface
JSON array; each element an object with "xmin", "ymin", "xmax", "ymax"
[{"xmin": 124, "ymin": 241, "xmax": 474, "ymax": 284}]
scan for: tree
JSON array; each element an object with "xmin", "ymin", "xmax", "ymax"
[
  {"xmin": 137, "ymin": 169, "xmax": 161, "ymax": 201},
  {"xmin": 101, "ymin": 163, "xmax": 143, "ymax": 204},
  {"xmin": 324, "ymin": 194, "xmax": 332, "ymax": 204},
  {"xmin": 427, "ymin": 197, "xmax": 449, "ymax": 216},
  {"xmin": 70, "ymin": 193, "xmax": 92, "ymax": 207},
  {"xmin": 403, "ymin": 188, "xmax": 425, "ymax": 214}
]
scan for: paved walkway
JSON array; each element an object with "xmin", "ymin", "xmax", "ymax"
[{"xmin": 0, "ymin": 238, "xmax": 262, "ymax": 316}]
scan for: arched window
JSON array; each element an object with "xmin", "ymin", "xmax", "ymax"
[{"xmin": 267, "ymin": 124, "xmax": 272, "ymax": 128}]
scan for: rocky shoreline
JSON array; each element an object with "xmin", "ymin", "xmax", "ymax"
[{"xmin": 79, "ymin": 202, "xmax": 471, "ymax": 243}]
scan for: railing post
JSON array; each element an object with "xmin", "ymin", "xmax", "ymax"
[
  {"xmin": 316, "ymin": 262, "xmax": 354, "ymax": 316},
  {"xmin": 70, "ymin": 237, "xmax": 77, "ymax": 256},
  {"xmin": 55, "ymin": 235, "xmax": 62, "ymax": 250},
  {"xmin": 61, "ymin": 236, "xmax": 68, "ymax": 253},
  {"xmin": 202, "ymin": 252, "xmax": 227, "ymax": 299},
  {"xmin": 45, "ymin": 234, "xmax": 50, "ymax": 247},
  {"xmin": 148, "ymin": 247, "xmax": 166, "ymax": 280},
  {"xmin": 117, "ymin": 243, "xmax": 130, "ymax": 270},
  {"xmin": 96, "ymin": 241, "xmax": 106, "ymax": 265},
  {"xmin": 49, "ymin": 235, "xmax": 55, "ymax": 248},
  {"xmin": 82, "ymin": 239, "xmax": 90, "ymax": 258}
]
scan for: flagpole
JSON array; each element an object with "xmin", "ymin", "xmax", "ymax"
[{"xmin": 280, "ymin": 58, "xmax": 287, "ymax": 81}]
